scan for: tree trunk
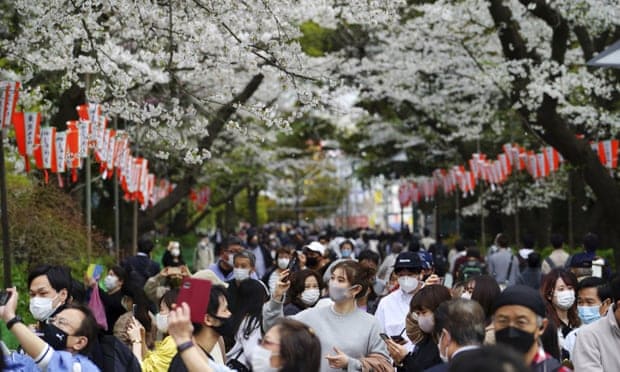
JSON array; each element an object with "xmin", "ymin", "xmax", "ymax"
[
  {"xmin": 247, "ymin": 185, "xmax": 259, "ymax": 227},
  {"xmin": 138, "ymin": 73, "xmax": 264, "ymax": 234}
]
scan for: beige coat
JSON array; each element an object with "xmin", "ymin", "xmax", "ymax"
[{"xmin": 572, "ymin": 307, "xmax": 620, "ymax": 372}]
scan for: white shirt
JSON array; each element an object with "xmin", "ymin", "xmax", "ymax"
[{"xmin": 375, "ymin": 288, "xmax": 415, "ymax": 351}]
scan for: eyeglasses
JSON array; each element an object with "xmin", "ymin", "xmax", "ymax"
[
  {"xmin": 258, "ymin": 338, "xmax": 280, "ymax": 347},
  {"xmin": 47, "ymin": 316, "xmax": 77, "ymax": 333}
]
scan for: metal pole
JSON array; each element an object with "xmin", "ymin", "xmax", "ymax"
[
  {"xmin": 568, "ymin": 171, "xmax": 574, "ymax": 248},
  {"xmin": 113, "ymin": 116, "xmax": 120, "ymax": 263},
  {"xmin": 85, "ymin": 74, "xmax": 92, "ymax": 261},
  {"xmin": 514, "ymin": 193, "xmax": 520, "ymax": 245},
  {"xmin": 132, "ymin": 200, "xmax": 138, "ymax": 255},
  {"xmin": 400, "ymin": 204, "xmax": 404, "ymax": 232},
  {"xmin": 455, "ymin": 192, "xmax": 460, "ymax": 237},
  {"xmin": 0, "ymin": 129, "xmax": 12, "ymax": 287}
]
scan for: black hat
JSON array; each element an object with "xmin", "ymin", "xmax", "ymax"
[
  {"xmin": 493, "ymin": 285, "xmax": 546, "ymax": 317},
  {"xmin": 394, "ymin": 252, "xmax": 423, "ymax": 271}
]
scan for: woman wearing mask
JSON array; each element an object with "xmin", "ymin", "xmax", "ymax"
[
  {"xmin": 114, "ymin": 282, "xmax": 156, "ymax": 350},
  {"xmin": 168, "ymin": 303, "xmax": 321, "ymax": 372},
  {"xmin": 162, "ymin": 241, "xmax": 186, "ymax": 267},
  {"xmin": 128, "ymin": 288, "xmax": 179, "ymax": 371},
  {"xmin": 283, "ymin": 270, "xmax": 323, "ymax": 316},
  {"xmin": 263, "ymin": 247, "xmax": 295, "ymax": 295},
  {"xmin": 265, "ymin": 261, "xmax": 392, "ymax": 371},
  {"xmin": 466, "ymin": 275, "xmax": 501, "ymax": 344},
  {"xmin": 540, "ymin": 268, "xmax": 580, "ymax": 360},
  {"xmin": 93, "ymin": 265, "xmax": 127, "ymax": 335},
  {"xmin": 385, "ymin": 284, "xmax": 452, "ymax": 372},
  {"xmin": 226, "ymin": 280, "xmax": 269, "ymax": 370}
]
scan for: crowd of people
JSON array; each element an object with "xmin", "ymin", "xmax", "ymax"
[{"xmin": 0, "ymin": 225, "xmax": 619, "ymax": 372}]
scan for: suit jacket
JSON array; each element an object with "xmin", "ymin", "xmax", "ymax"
[{"xmin": 424, "ymin": 347, "xmax": 480, "ymax": 372}]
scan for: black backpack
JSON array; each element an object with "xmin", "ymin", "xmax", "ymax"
[
  {"xmin": 92, "ymin": 334, "xmax": 141, "ymax": 372},
  {"xmin": 458, "ymin": 259, "xmax": 486, "ymax": 281}
]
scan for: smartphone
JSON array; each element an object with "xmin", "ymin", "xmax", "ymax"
[
  {"xmin": 176, "ymin": 277, "xmax": 213, "ymax": 324},
  {"xmin": 379, "ymin": 333, "xmax": 390, "ymax": 341},
  {"xmin": 280, "ymin": 256, "xmax": 297, "ymax": 283},
  {"xmin": 0, "ymin": 291, "xmax": 11, "ymax": 306},
  {"xmin": 287, "ymin": 256, "xmax": 297, "ymax": 271},
  {"xmin": 132, "ymin": 304, "xmax": 137, "ymax": 317},
  {"xmin": 391, "ymin": 335, "xmax": 405, "ymax": 343}
]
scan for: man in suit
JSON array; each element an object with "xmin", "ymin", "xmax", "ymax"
[{"xmin": 425, "ymin": 298, "xmax": 486, "ymax": 371}]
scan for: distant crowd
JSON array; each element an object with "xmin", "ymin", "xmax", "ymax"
[{"xmin": 0, "ymin": 225, "xmax": 618, "ymax": 372}]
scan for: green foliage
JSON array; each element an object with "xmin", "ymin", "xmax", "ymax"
[{"xmin": 298, "ymin": 21, "xmax": 338, "ymax": 57}]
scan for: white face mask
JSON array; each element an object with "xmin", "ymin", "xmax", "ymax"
[
  {"xmin": 277, "ymin": 258, "xmax": 290, "ymax": 270},
  {"xmin": 300, "ymin": 288, "xmax": 320, "ymax": 306},
  {"xmin": 461, "ymin": 292, "xmax": 472, "ymax": 300},
  {"xmin": 171, "ymin": 248, "xmax": 180, "ymax": 257},
  {"xmin": 398, "ymin": 276, "xmax": 419, "ymax": 293},
  {"xmin": 29, "ymin": 295, "xmax": 59, "ymax": 321},
  {"xmin": 226, "ymin": 254, "xmax": 235, "ymax": 267},
  {"xmin": 554, "ymin": 290, "xmax": 575, "ymax": 310},
  {"xmin": 250, "ymin": 345, "xmax": 278, "ymax": 372},
  {"xmin": 418, "ymin": 313, "xmax": 435, "ymax": 334},
  {"xmin": 437, "ymin": 332, "xmax": 449, "ymax": 363},
  {"xmin": 234, "ymin": 268, "xmax": 250, "ymax": 281},
  {"xmin": 104, "ymin": 275, "xmax": 118, "ymax": 291},
  {"xmin": 156, "ymin": 313, "xmax": 169, "ymax": 333}
]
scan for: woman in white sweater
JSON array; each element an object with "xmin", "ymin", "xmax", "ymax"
[{"xmin": 263, "ymin": 260, "xmax": 391, "ymax": 372}]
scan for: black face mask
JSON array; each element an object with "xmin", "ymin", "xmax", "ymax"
[
  {"xmin": 306, "ymin": 256, "xmax": 319, "ymax": 268},
  {"xmin": 495, "ymin": 326, "xmax": 536, "ymax": 354},
  {"xmin": 43, "ymin": 323, "xmax": 69, "ymax": 351},
  {"xmin": 212, "ymin": 315, "xmax": 235, "ymax": 339}
]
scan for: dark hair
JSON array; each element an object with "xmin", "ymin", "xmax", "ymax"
[
  {"xmin": 521, "ymin": 234, "xmax": 535, "ymax": 249},
  {"xmin": 495, "ymin": 234, "xmax": 509, "ymax": 248},
  {"xmin": 455, "ymin": 240, "xmax": 466, "ymax": 252},
  {"xmin": 159, "ymin": 288, "xmax": 180, "ymax": 310},
  {"xmin": 540, "ymin": 319, "xmax": 560, "ymax": 360},
  {"xmin": 232, "ymin": 280, "xmax": 268, "ymax": 340},
  {"xmin": 527, "ymin": 252, "xmax": 541, "ymax": 268},
  {"xmin": 331, "ymin": 260, "xmax": 373, "ymax": 300},
  {"xmin": 550, "ymin": 233, "xmax": 564, "ymax": 249},
  {"xmin": 63, "ymin": 303, "xmax": 98, "ymax": 355},
  {"xmin": 110, "ymin": 265, "xmax": 127, "ymax": 283},
  {"xmin": 226, "ymin": 236, "xmax": 245, "ymax": 249},
  {"xmin": 275, "ymin": 246, "xmax": 293, "ymax": 260},
  {"xmin": 357, "ymin": 250, "xmax": 380, "ymax": 266},
  {"xmin": 465, "ymin": 248, "xmax": 481, "ymax": 259},
  {"xmin": 69, "ymin": 279, "xmax": 86, "ymax": 305},
  {"xmin": 470, "ymin": 275, "xmax": 501, "ymax": 321},
  {"xmin": 207, "ymin": 285, "xmax": 228, "ymax": 316},
  {"xmin": 27, "ymin": 265, "xmax": 72, "ymax": 294},
  {"xmin": 434, "ymin": 299, "xmax": 485, "ymax": 346},
  {"xmin": 410, "ymin": 284, "xmax": 451, "ymax": 313},
  {"xmin": 583, "ymin": 233, "xmax": 599, "ymax": 252},
  {"xmin": 137, "ymin": 238, "xmax": 154, "ymax": 254},
  {"xmin": 448, "ymin": 345, "xmax": 529, "ymax": 372},
  {"xmin": 339, "ymin": 240, "xmax": 355, "ymax": 251},
  {"xmin": 540, "ymin": 269, "xmax": 580, "ymax": 328},
  {"xmin": 120, "ymin": 282, "xmax": 152, "ymax": 331},
  {"xmin": 276, "ymin": 318, "xmax": 321, "ymax": 372},
  {"xmin": 286, "ymin": 269, "xmax": 324, "ymax": 309},
  {"xmin": 577, "ymin": 276, "xmax": 612, "ymax": 304}
]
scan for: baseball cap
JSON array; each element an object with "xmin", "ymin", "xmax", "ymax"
[
  {"xmin": 303, "ymin": 241, "xmax": 325, "ymax": 256},
  {"xmin": 394, "ymin": 252, "xmax": 423, "ymax": 271},
  {"xmin": 493, "ymin": 285, "xmax": 546, "ymax": 317}
]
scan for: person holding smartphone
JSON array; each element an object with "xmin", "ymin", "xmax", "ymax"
[{"xmin": 264, "ymin": 260, "xmax": 392, "ymax": 371}]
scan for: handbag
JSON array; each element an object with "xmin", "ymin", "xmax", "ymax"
[
  {"xmin": 88, "ymin": 287, "xmax": 108, "ymax": 331},
  {"xmin": 226, "ymin": 347, "xmax": 252, "ymax": 372}
]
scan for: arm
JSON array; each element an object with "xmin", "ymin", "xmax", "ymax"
[
  {"xmin": 144, "ymin": 270, "xmax": 170, "ymax": 304},
  {"xmin": 167, "ymin": 302, "xmax": 214, "ymax": 372},
  {"xmin": 0, "ymin": 288, "xmax": 52, "ymax": 364},
  {"xmin": 127, "ymin": 318, "xmax": 145, "ymax": 362},
  {"xmin": 262, "ymin": 270, "xmax": 290, "ymax": 331}
]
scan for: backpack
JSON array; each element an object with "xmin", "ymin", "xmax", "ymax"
[
  {"xmin": 91, "ymin": 334, "xmax": 141, "ymax": 372},
  {"xmin": 458, "ymin": 258, "xmax": 486, "ymax": 282}
]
